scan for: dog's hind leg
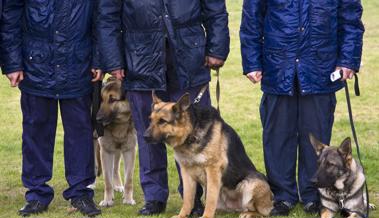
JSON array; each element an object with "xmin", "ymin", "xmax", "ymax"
[
  {"xmin": 122, "ymin": 147, "xmax": 136, "ymax": 205},
  {"xmin": 240, "ymin": 179, "xmax": 273, "ymax": 217},
  {"xmin": 99, "ymin": 149, "xmax": 115, "ymax": 207},
  {"xmin": 113, "ymin": 152, "xmax": 124, "ymax": 193}
]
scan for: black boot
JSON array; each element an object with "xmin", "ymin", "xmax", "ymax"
[
  {"xmin": 71, "ymin": 197, "xmax": 101, "ymax": 217},
  {"xmin": 138, "ymin": 201, "xmax": 166, "ymax": 216},
  {"xmin": 19, "ymin": 200, "xmax": 48, "ymax": 217},
  {"xmin": 304, "ymin": 202, "xmax": 320, "ymax": 214},
  {"xmin": 270, "ymin": 201, "xmax": 293, "ymax": 216}
]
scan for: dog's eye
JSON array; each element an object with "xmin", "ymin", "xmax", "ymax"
[
  {"xmin": 109, "ymin": 97, "xmax": 118, "ymax": 103},
  {"xmin": 158, "ymin": 119, "xmax": 167, "ymax": 125}
]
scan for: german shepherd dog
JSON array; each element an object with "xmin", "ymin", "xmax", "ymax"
[
  {"xmin": 144, "ymin": 92, "xmax": 273, "ymax": 218},
  {"xmin": 96, "ymin": 77, "xmax": 137, "ymax": 207},
  {"xmin": 310, "ymin": 134, "xmax": 374, "ymax": 218}
]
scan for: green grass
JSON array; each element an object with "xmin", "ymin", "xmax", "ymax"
[{"xmin": 0, "ymin": 0, "xmax": 378, "ymax": 217}]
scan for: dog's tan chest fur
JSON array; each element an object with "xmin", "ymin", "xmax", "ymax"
[
  {"xmin": 174, "ymin": 121, "xmax": 228, "ymax": 180},
  {"xmin": 100, "ymin": 122, "xmax": 136, "ymax": 153}
]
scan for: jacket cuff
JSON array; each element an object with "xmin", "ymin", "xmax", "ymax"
[
  {"xmin": 206, "ymin": 52, "xmax": 226, "ymax": 61},
  {"xmin": 243, "ymin": 66, "xmax": 263, "ymax": 75},
  {"xmin": 104, "ymin": 65, "xmax": 125, "ymax": 74},
  {"xmin": 2, "ymin": 66, "xmax": 24, "ymax": 75},
  {"xmin": 336, "ymin": 60, "xmax": 361, "ymax": 72}
]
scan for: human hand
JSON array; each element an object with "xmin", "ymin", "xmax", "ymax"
[
  {"xmin": 246, "ymin": 71, "xmax": 262, "ymax": 84},
  {"xmin": 6, "ymin": 71, "xmax": 24, "ymax": 87},
  {"xmin": 336, "ymin": 67, "xmax": 355, "ymax": 81},
  {"xmin": 91, "ymin": 68, "xmax": 104, "ymax": 82},
  {"xmin": 205, "ymin": 56, "xmax": 224, "ymax": 70},
  {"xmin": 110, "ymin": 69, "xmax": 125, "ymax": 80}
]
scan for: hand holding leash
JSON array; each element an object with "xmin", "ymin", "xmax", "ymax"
[
  {"xmin": 336, "ymin": 67, "xmax": 356, "ymax": 81},
  {"xmin": 205, "ymin": 56, "xmax": 224, "ymax": 70},
  {"xmin": 91, "ymin": 68, "xmax": 104, "ymax": 82},
  {"xmin": 110, "ymin": 69, "xmax": 125, "ymax": 80}
]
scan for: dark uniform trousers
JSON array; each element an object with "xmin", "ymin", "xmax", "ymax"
[
  {"xmin": 260, "ymin": 89, "xmax": 336, "ymax": 205},
  {"xmin": 21, "ymin": 92, "xmax": 95, "ymax": 205}
]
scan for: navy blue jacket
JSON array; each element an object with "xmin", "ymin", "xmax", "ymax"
[
  {"xmin": 0, "ymin": 0, "xmax": 99, "ymax": 99},
  {"xmin": 240, "ymin": 0, "xmax": 364, "ymax": 95},
  {"xmin": 97, "ymin": 0, "xmax": 230, "ymax": 91}
]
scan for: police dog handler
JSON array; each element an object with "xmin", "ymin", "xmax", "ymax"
[
  {"xmin": 0, "ymin": 0, "xmax": 103, "ymax": 216},
  {"xmin": 240, "ymin": 0, "xmax": 364, "ymax": 216},
  {"xmin": 97, "ymin": 0, "xmax": 230, "ymax": 216}
]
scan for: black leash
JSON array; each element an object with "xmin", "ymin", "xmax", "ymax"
[
  {"xmin": 343, "ymin": 74, "xmax": 369, "ymax": 218},
  {"xmin": 215, "ymin": 68, "xmax": 220, "ymax": 113},
  {"xmin": 92, "ymin": 81, "xmax": 104, "ymax": 137},
  {"xmin": 193, "ymin": 68, "xmax": 221, "ymax": 113}
]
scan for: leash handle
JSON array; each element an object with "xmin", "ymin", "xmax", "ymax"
[{"xmin": 344, "ymin": 76, "xmax": 369, "ymax": 217}]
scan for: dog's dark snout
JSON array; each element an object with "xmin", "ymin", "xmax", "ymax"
[
  {"xmin": 143, "ymin": 129, "xmax": 153, "ymax": 142},
  {"xmin": 310, "ymin": 177, "xmax": 318, "ymax": 185},
  {"xmin": 96, "ymin": 112, "xmax": 104, "ymax": 122}
]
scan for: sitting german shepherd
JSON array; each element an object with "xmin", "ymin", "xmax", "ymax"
[
  {"xmin": 96, "ymin": 77, "xmax": 137, "ymax": 207},
  {"xmin": 310, "ymin": 134, "xmax": 374, "ymax": 218},
  {"xmin": 144, "ymin": 92, "xmax": 273, "ymax": 218}
]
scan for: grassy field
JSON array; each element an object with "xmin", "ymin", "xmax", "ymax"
[{"xmin": 0, "ymin": 0, "xmax": 378, "ymax": 217}]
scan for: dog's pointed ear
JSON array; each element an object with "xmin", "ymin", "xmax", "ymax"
[
  {"xmin": 309, "ymin": 133, "xmax": 326, "ymax": 156},
  {"xmin": 173, "ymin": 93, "xmax": 191, "ymax": 114},
  {"xmin": 338, "ymin": 137, "xmax": 352, "ymax": 160},
  {"xmin": 152, "ymin": 90, "xmax": 162, "ymax": 105}
]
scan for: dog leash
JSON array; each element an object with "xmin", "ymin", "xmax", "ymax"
[
  {"xmin": 194, "ymin": 68, "xmax": 221, "ymax": 113},
  {"xmin": 92, "ymin": 81, "xmax": 104, "ymax": 137},
  {"xmin": 343, "ymin": 74, "xmax": 370, "ymax": 218}
]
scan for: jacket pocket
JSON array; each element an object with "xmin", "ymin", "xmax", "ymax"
[
  {"xmin": 263, "ymin": 48, "xmax": 287, "ymax": 72},
  {"xmin": 24, "ymin": 41, "xmax": 51, "ymax": 64},
  {"xmin": 317, "ymin": 46, "xmax": 336, "ymax": 61},
  {"xmin": 74, "ymin": 40, "xmax": 92, "ymax": 63},
  {"xmin": 178, "ymin": 31, "xmax": 207, "ymax": 80},
  {"xmin": 180, "ymin": 34, "xmax": 206, "ymax": 48},
  {"xmin": 262, "ymin": 48, "xmax": 287, "ymax": 85}
]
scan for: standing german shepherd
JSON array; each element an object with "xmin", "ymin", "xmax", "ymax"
[
  {"xmin": 96, "ymin": 77, "xmax": 137, "ymax": 207},
  {"xmin": 310, "ymin": 134, "xmax": 371, "ymax": 218},
  {"xmin": 144, "ymin": 92, "xmax": 273, "ymax": 218}
]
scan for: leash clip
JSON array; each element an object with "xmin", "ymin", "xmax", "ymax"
[
  {"xmin": 193, "ymin": 85, "xmax": 209, "ymax": 105},
  {"xmin": 339, "ymin": 199, "xmax": 345, "ymax": 209},
  {"xmin": 193, "ymin": 94, "xmax": 203, "ymax": 104}
]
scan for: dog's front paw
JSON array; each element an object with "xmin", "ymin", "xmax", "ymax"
[
  {"xmin": 123, "ymin": 198, "xmax": 136, "ymax": 205},
  {"xmin": 171, "ymin": 215, "xmax": 185, "ymax": 218},
  {"xmin": 370, "ymin": 203, "xmax": 377, "ymax": 210},
  {"xmin": 239, "ymin": 212, "xmax": 256, "ymax": 218},
  {"xmin": 99, "ymin": 199, "xmax": 114, "ymax": 207},
  {"xmin": 114, "ymin": 185, "xmax": 124, "ymax": 193}
]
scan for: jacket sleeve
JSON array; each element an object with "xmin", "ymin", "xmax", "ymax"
[
  {"xmin": 201, "ymin": 0, "xmax": 230, "ymax": 61},
  {"xmin": 337, "ymin": 0, "xmax": 365, "ymax": 72},
  {"xmin": 240, "ymin": 0, "xmax": 266, "ymax": 75},
  {"xmin": 0, "ymin": 0, "xmax": 24, "ymax": 74},
  {"xmin": 96, "ymin": 0, "xmax": 124, "ymax": 72},
  {"xmin": 91, "ymin": 0, "xmax": 101, "ymax": 70}
]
